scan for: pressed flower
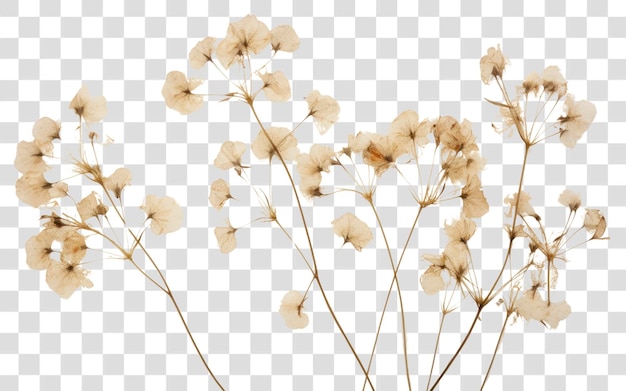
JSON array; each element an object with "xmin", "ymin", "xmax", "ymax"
[
  {"xmin": 504, "ymin": 191, "xmax": 538, "ymax": 219},
  {"xmin": 15, "ymin": 140, "xmax": 52, "ymax": 174},
  {"xmin": 32, "ymin": 117, "xmax": 61, "ymax": 146},
  {"xmin": 420, "ymin": 265, "xmax": 445, "ymax": 295},
  {"xmin": 77, "ymin": 192, "xmax": 109, "ymax": 222},
  {"xmin": 46, "ymin": 257, "xmax": 94, "ymax": 299},
  {"xmin": 161, "ymin": 71, "xmax": 204, "ymax": 115},
  {"xmin": 215, "ymin": 221, "xmax": 238, "ymax": 253},
  {"xmin": 60, "ymin": 230, "xmax": 88, "ymax": 265},
  {"xmin": 432, "ymin": 116, "xmax": 460, "ymax": 148},
  {"xmin": 479, "ymin": 45, "xmax": 508, "ymax": 84},
  {"xmin": 520, "ymin": 71, "xmax": 542, "ymax": 96},
  {"xmin": 583, "ymin": 209, "xmax": 607, "ymax": 239},
  {"xmin": 332, "ymin": 212, "xmax": 373, "ymax": 251},
  {"xmin": 69, "ymin": 84, "xmax": 107, "ymax": 124},
  {"xmin": 542, "ymin": 66, "xmax": 567, "ymax": 98},
  {"xmin": 216, "ymin": 15, "xmax": 271, "ymax": 69},
  {"xmin": 259, "ymin": 70, "xmax": 291, "ymax": 101},
  {"xmin": 443, "ymin": 241, "xmax": 469, "ymax": 281},
  {"xmin": 543, "ymin": 300, "xmax": 571, "ymax": 329},
  {"xmin": 306, "ymin": 90, "xmax": 340, "ymax": 134},
  {"xmin": 25, "ymin": 229, "xmax": 56, "ymax": 270},
  {"xmin": 388, "ymin": 110, "xmax": 431, "ymax": 151},
  {"xmin": 516, "ymin": 290, "xmax": 549, "ymax": 323},
  {"xmin": 214, "ymin": 141, "xmax": 247, "ymax": 175},
  {"xmin": 460, "ymin": 175, "xmax": 489, "ymax": 218},
  {"xmin": 440, "ymin": 119, "xmax": 478, "ymax": 156},
  {"xmin": 141, "ymin": 195, "xmax": 184, "ymax": 235},
  {"xmin": 362, "ymin": 134, "xmax": 409, "ymax": 176},
  {"xmin": 279, "ymin": 290, "xmax": 309, "ymax": 329},
  {"xmin": 296, "ymin": 144, "xmax": 336, "ymax": 177},
  {"xmin": 443, "ymin": 151, "xmax": 486, "ymax": 184},
  {"xmin": 16, "ymin": 172, "xmax": 68, "ymax": 208},
  {"xmin": 209, "ymin": 178, "xmax": 233, "ymax": 210},
  {"xmin": 251, "ymin": 127, "xmax": 299, "ymax": 161},
  {"xmin": 558, "ymin": 94, "xmax": 597, "ymax": 148},
  {"xmin": 189, "ymin": 37, "xmax": 217, "ymax": 69},
  {"xmin": 498, "ymin": 100, "xmax": 522, "ymax": 137},
  {"xmin": 270, "ymin": 25, "xmax": 300, "ymax": 52},
  {"xmin": 444, "ymin": 215, "xmax": 477, "ymax": 244},
  {"xmin": 558, "ymin": 189, "xmax": 581, "ymax": 212},
  {"xmin": 102, "ymin": 167, "xmax": 132, "ymax": 199},
  {"xmin": 299, "ymin": 172, "xmax": 323, "ymax": 198}
]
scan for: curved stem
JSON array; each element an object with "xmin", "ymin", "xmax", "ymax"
[
  {"xmin": 481, "ymin": 311, "xmax": 512, "ymax": 390},
  {"xmin": 426, "ymin": 311, "xmax": 448, "ymax": 391}
]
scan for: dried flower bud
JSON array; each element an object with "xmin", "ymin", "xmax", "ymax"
[{"xmin": 479, "ymin": 45, "xmax": 508, "ymax": 84}]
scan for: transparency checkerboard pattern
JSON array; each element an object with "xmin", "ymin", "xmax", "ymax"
[{"xmin": 1, "ymin": 0, "xmax": 625, "ymax": 390}]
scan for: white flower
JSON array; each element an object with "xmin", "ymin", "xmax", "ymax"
[
  {"xmin": 279, "ymin": 290, "xmax": 309, "ymax": 329},
  {"xmin": 306, "ymin": 90, "xmax": 340, "ymax": 134},
  {"xmin": 259, "ymin": 70, "xmax": 291, "ymax": 101},
  {"xmin": 331, "ymin": 213, "xmax": 373, "ymax": 251},
  {"xmin": 141, "ymin": 195, "xmax": 184, "ymax": 235},
  {"xmin": 69, "ymin": 84, "xmax": 107, "ymax": 124},
  {"xmin": 189, "ymin": 37, "xmax": 217, "ymax": 69},
  {"xmin": 161, "ymin": 71, "xmax": 204, "ymax": 115},
  {"xmin": 270, "ymin": 25, "xmax": 300, "ymax": 52},
  {"xmin": 209, "ymin": 178, "xmax": 232, "ymax": 210}
]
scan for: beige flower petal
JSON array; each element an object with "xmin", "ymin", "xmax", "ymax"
[
  {"xmin": 331, "ymin": 212, "xmax": 373, "ymax": 251},
  {"xmin": 542, "ymin": 66, "xmax": 568, "ymax": 98},
  {"xmin": 306, "ymin": 90, "xmax": 340, "ymax": 134},
  {"xmin": 420, "ymin": 265, "xmax": 445, "ymax": 295},
  {"xmin": 558, "ymin": 189, "xmax": 581, "ymax": 211},
  {"xmin": 270, "ymin": 25, "xmax": 300, "ymax": 52},
  {"xmin": 161, "ymin": 71, "xmax": 204, "ymax": 115},
  {"xmin": 460, "ymin": 175, "xmax": 489, "ymax": 218},
  {"xmin": 141, "ymin": 195, "xmax": 184, "ymax": 235},
  {"xmin": 251, "ymin": 127, "xmax": 299, "ymax": 161},
  {"xmin": 209, "ymin": 178, "xmax": 232, "ymax": 210},
  {"xmin": 15, "ymin": 140, "xmax": 51, "ymax": 174},
  {"xmin": 189, "ymin": 37, "xmax": 217, "ymax": 69},
  {"xmin": 32, "ymin": 117, "xmax": 61, "ymax": 146},
  {"xmin": 77, "ymin": 192, "xmax": 108, "ymax": 222},
  {"xmin": 388, "ymin": 110, "xmax": 431, "ymax": 149},
  {"xmin": 216, "ymin": 15, "xmax": 270, "ymax": 69},
  {"xmin": 25, "ymin": 229, "xmax": 56, "ymax": 270},
  {"xmin": 69, "ymin": 84, "xmax": 107, "ymax": 124},
  {"xmin": 215, "ymin": 222, "xmax": 237, "ymax": 253},
  {"xmin": 103, "ymin": 167, "xmax": 132, "ymax": 199},
  {"xmin": 259, "ymin": 70, "xmax": 291, "ymax": 101},
  {"xmin": 16, "ymin": 172, "xmax": 68, "ymax": 208},
  {"xmin": 279, "ymin": 290, "xmax": 309, "ymax": 329},
  {"xmin": 214, "ymin": 141, "xmax": 247, "ymax": 175},
  {"xmin": 46, "ymin": 259, "xmax": 94, "ymax": 299},
  {"xmin": 479, "ymin": 45, "xmax": 508, "ymax": 84}
]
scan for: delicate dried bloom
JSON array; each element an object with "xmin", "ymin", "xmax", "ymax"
[
  {"xmin": 443, "ymin": 151, "xmax": 486, "ymax": 184},
  {"xmin": 209, "ymin": 178, "xmax": 232, "ymax": 210},
  {"xmin": 16, "ymin": 172, "xmax": 68, "ymax": 208},
  {"xmin": 440, "ymin": 119, "xmax": 478, "ymax": 156},
  {"xmin": 388, "ymin": 110, "xmax": 431, "ymax": 151},
  {"xmin": 189, "ymin": 37, "xmax": 217, "ymax": 69},
  {"xmin": 216, "ymin": 15, "xmax": 271, "ymax": 69},
  {"xmin": 296, "ymin": 144, "xmax": 336, "ymax": 177},
  {"xmin": 279, "ymin": 290, "xmax": 309, "ymax": 329},
  {"xmin": 270, "ymin": 25, "xmax": 300, "ymax": 52},
  {"xmin": 516, "ymin": 290, "xmax": 549, "ymax": 323},
  {"xmin": 444, "ymin": 215, "xmax": 477, "ymax": 244},
  {"xmin": 15, "ymin": 140, "xmax": 52, "ymax": 174},
  {"xmin": 542, "ymin": 66, "xmax": 568, "ymax": 98},
  {"xmin": 479, "ymin": 45, "xmax": 508, "ymax": 84},
  {"xmin": 432, "ymin": 116, "xmax": 460, "ymax": 148},
  {"xmin": 32, "ymin": 117, "xmax": 61, "ymax": 146},
  {"xmin": 161, "ymin": 71, "xmax": 204, "ymax": 115},
  {"xmin": 331, "ymin": 212, "xmax": 373, "ymax": 251},
  {"xmin": 259, "ymin": 70, "xmax": 291, "ymax": 101},
  {"xmin": 347, "ymin": 131, "xmax": 375, "ymax": 155},
  {"xmin": 60, "ymin": 231, "xmax": 88, "ymax": 265},
  {"xmin": 362, "ymin": 134, "xmax": 409, "ymax": 176},
  {"xmin": 558, "ymin": 94, "xmax": 597, "ymax": 148},
  {"xmin": 298, "ymin": 172, "xmax": 323, "ymax": 198},
  {"xmin": 103, "ymin": 167, "xmax": 132, "ymax": 199},
  {"xmin": 520, "ymin": 71, "xmax": 542, "ymax": 96},
  {"xmin": 558, "ymin": 189, "xmax": 581, "ymax": 212},
  {"xmin": 544, "ymin": 300, "xmax": 571, "ymax": 329},
  {"xmin": 215, "ymin": 221, "xmax": 238, "ymax": 253},
  {"xmin": 69, "ymin": 84, "xmax": 107, "ymax": 124},
  {"xmin": 77, "ymin": 192, "xmax": 109, "ymax": 222},
  {"xmin": 420, "ymin": 265, "xmax": 445, "ymax": 295},
  {"xmin": 214, "ymin": 141, "xmax": 247, "ymax": 175},
  {"xmin": 251, "ymin": 127, "xmax": 299, "ymax": 161},
  {"xmin": 443, "ymin": 241, "xmax": 469, "ymax": 281},
  {"xmin": 584, "ymin": 209, "xmax": 607, "ymax": 239},
  {"xmin": 141, "ymin": 195, "xmax": 184, "ymax": 235},
  {"xmin": 504, "ymin": 191, "xmax": 539, "ymax": 219},
  {"xmin": 498, "ymin": 100, "xmax": 522, "ymax": 137},
  {"xmin": 46, "ymin": 257, "xmax": 93, "ymax": 299},
  {"xmin": 460, "ymin": 175, "xmax": 489, "ymax": 218},
  {"xmin": 505, "ymin": 224, "xmax": 528, "ymax": 240},
  {"xmin": 25, "ymin": 229, "xmax": 56, "ymax": 270},
  {"xmin": 306, "ymin": 90, "xmax": 340, "ymax": 134}
]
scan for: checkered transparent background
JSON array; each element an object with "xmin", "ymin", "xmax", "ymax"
[{"xmin": 1, "ymin": 0, "xmax": 625, "ymax": 390}]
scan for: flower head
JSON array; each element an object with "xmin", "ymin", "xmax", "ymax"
[
  {"xmin": 583, "ymin": 209, "xmax": 607, "ymax": 239},
  {"xmin": 306, "ymin": 90, "xmax": 340, "ymax": 134},
  {"xmin": 296, "ymin": 144, "xmax": 336, "ymax": 177},
  {"xmin": 558, "ymin": 189, "xmax": 581, "ymax": 212},
  {"xmin": 215, "ymin": 221, "xmax": 238, "ymax": 253},
  {"xmin": 46, "ymin": 256, "xmax": 93, "ymax": 299},
  {"xmin": 251, "ymin": 127, "xmax": 299, "ymax": 161},
  {"xmin": 141, "ymin": 195, "xmax": 183, "ymax": 235},
  {"xmin": 279, "ymin": 290, "xmax": 309, "ymax": 329},
  {"xmin": 209, "ymin": 178, "xmax": 233, "ymax": 210},
  {"xmin": 25, "ymin": 229, "xmax": 56, "ymax": 270},
  {"xmin": 480, "ymin": 45, "xmax": 508, "ymax": 84},
  {"xmin": 69, "ymin": 84, "xmax": 107, "ymax": 124},
  {"xmin": 259, "ymin": 70, "xmax": 291, "ymax": 101},
  {"xmin": 444, "ymin": 215, "xmax": 477, "ymax": 244},
  {"xmin": 16, "ymin": 172, "xmax": 68, "ymax": 208},
  {"xmin": 460, "ymin": 175, "xmax": 489, "ymax": 218},
  {"xmin": 440, "ymin": 119, "xmax": 478, "ymax": 156},
  {"xmin": 15, "ymin": 140, "xmax": 52, "ymax": 174},
  {"xmin": 270, "ymin": 25, "xmax": 300, "ymax": 52},
  {"xmin": 388, "ymin": 110, "xmax": 431, "ymax": 152},
  {"xmin": 32, "ymin": 117, "xmax": 61, "ymax": 146},
  {"xmin": 542, "ymin": 66, "xmax": 568, "ymax": 98},
  {"xmin": 77, "ymin": 192, "xmax": 109, "ymax": 222},
  {"xmin": 189, "ymin": 37, "xmax": 217, "ymax": 69},
  {"xmin": 420, "ymin": 265, "xmax": 445, "ymax": 295},
  {"xmin": 102, "ymin": 167, "xmax": 132, "ymax": 199},
  {"xmin": 214, "ymin": 141, "xmax": 247, "ymax": 176},
  {"xmin": 161, "ymin": 71, "xmax": 204, "ymax": 115},
  {"xmin": 558, "ymin": 94, "xmax": 596, "ymax": 148},
  {"xmin": 504, "ymin": 191, "xmax": 539, "ymax": 219},
  {"xmin": 361, "ymin": 134, "xmax": 409, "ymax": 176},
  {"xmin": 332, "ymin": 212, "xmax": 373, "ymax": 251},
  {"xmin": 520, "ymin": 71, "xmax": 542, "ymax": 96},
  {"xmin": 216, "ymin": 15, "xmax": 270, "ymax": 69}
]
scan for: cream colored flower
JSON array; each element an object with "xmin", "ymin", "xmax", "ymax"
[
  {"xmin": 141, "ymin": 195, "xmax": 183, "ymax": 235},
  {"xmin": 251, "ymin": 127, "xmax": 299, "ymax": 161},
  {"xmin": 298, "ymin": 173, "xmax": 323, "ymax": 198},
  {"xmin": 332, "ymin": 212, "xmax": 373, "ymax": 251},
  {"xmin": 32, "ymin": 117, "xmax": 61, "ymax": 146},
  {"xmin": 443, "ymin": 241, "xmax": 469, "ymax": 281},
  {"xmin": 25, "ymin": 229, "xmax": 56, "ymax": 270},
  {"xmin": 215, "ymin": 221, "xmax": 238, "ymax": 253},
  {"xmin": 543, "ymin": 300, "xmax": 571, "ymax": 329},
  {"xmin": 209, "ymin": 178, "xmax": 232, "ymax": 210},
  {"xmin": 16, "ymin": 172, "xmax": 68, "ymax": 207},
  {"xmin": 388, "ymin": 110, "xmax": 431, "ymax": 151},
  {"xmin": 77, "ymin": 192, "xmax": 109, "ymax": 222},
  {"xmin": 444, "ymin": 215, "xmax": 477, "ymax": 244},
  {"xmin": 69, "ymin": 84, "xmax": 107, "ymax": 124},
  {"xmin": 306, "ymin": 90, "xmax": 340, "ymax": 134},
  {"xmin": 520, "ymin": 71, "xmax": 542, "ymax": 96},
  {"xmin": 504, "ymin": 191, "xmax": 538, "ymax": 219},
  {"xmin": 102, "ymin": 167, "xmax": 132, "ymax": 199},
  {"xmin": 420, "ymin": 265, "xmax": 445, "ymax": 295},
  {"xmin": 362, "ymin": 134, "xmax": 409, "ymax": 176},
  {"xmin": 516, "ymin": 290, "xmax": 571, "ymax": 329},
  {"xmin": 214, "ymin": 141, "xmax": 247, "ymax": 176},
  {"xmin": 189, "ymin": 37, "xmax": 217, "ymax": 69},
  {"xmin": 279, "ymin": 290, "xmax": 309, "ymax": 329},
  {"xmin": 558, "ymin": 189, "xmax": 581, "ymax": 212},
  {"xmin": 15, "ymin": 140, "xmax": 52, "ymax": 174},
  {"xmin": 542, "ymin": 66, "xmax": 568, "ymax": 98},
  {"xmin": 216, "ymin": 15, "xmax": 270, "ymax": 69},
  {"xmin": 270, "ymin": 25, "xmax": 300, "ymax": 52},
  {"xmin": 460, "ymin": 175, "xmax": 489, "ymax": 218},
  {"xmin": 46, "ymin": 257, "xmax": 93, "ymax": 299},
  {"xmin": 60, "ymin": 230, "xmax": 88, "ymax": 265},
  {"xmin": 479, "ymin": 45, "xmax": 508, "ymax": 84},
  {"xmin": 584, "ymin": 209, "xmax": 607, "ymax": 239},
  {"xmin": 259, "ymin": 70, "xmax": 291, "ymax": 101},
  {"xmin": 296, "ymin": 144, "xmax": 336, "ymax": 177},
  {"xmin": 432, "ymin": 116, "xmax": 459, "ymax": 148},
  {"xmin": 440, "ymin": 119, "xmax": 478, "ymax": 156},
  {"xmin": 161, "ymin": 71, "xmax": 204, "ymax": 115},
  {"xmin": 558, "ymin": 94, "xmax": 597, "ymax": 148},
  {"xmin": 443, "ymin": 151, "xmax": 486, "ymax": 184}
]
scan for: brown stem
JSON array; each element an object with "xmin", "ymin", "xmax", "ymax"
[{"xmin": 481, "ymin": 311, "xmax": 512, "ymax": 390}]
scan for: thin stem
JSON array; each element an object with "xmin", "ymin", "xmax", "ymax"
[
  {"xmin": 480, "ymin": 311, "xmax": 513, "ymax": 390},
  {"xmin": 426, "ymin": 311, "xmax": 448, "ymax": 391}
]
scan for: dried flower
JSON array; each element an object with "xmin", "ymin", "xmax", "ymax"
[
  {"xmin": 216, "ymin": 15, "xmax": 270, "ymax": 69},
  {"xmin": 479, "ymin": 45, "xmax": 508, "ymax": 84},
  {"xmin": 16, "ymin": 172, "xmax": 68, "ymax": 208},
  {"xmin": 215, "ymin": 221, "xmax": 238, "ymax": 253},
  {"xmin": 332, "ymin": 212, "xmax": 373, "ymax": 251},
  {"xmin": 77, "ymin": 192, "xmax": 109, "ymax": 222},
  {"xmin": 46, "ymin": 257, "xmax": 93, "ymax": 299},
  {"xmin": 584, "ymin": 209, "xmax": 607, "ymax": 239},
  {"xmin": 362, "ymin": 134, "xmax": 408, "ymax": 176},
  {"xmin": 420, "ymin": 265, "xmax": 445, "ymax": 295},
  {"xmin": 504, "ymin": 191, "xmax": 539, "ymax": 219},
  {"xmin": 102, "ymin": 167, "xmax": 132, "ymax": 199},
  {"xmin": 432, "ymin": 116, "xmax": 460, "ymax": 148},
  {"xmin": 214, "ymin": 141, "xmax": 247, "ymax": 176},
  {"xmin": 388, "ymin": 110, "xmax": 431, "ymax": 152},
  {"xmin": 251, "ymin": 127, "xmax": 299, "ymax": 161},
  {"xmin": 298, "ymin": 173, "xmax": 323, "ymax": 198},
  {"xmin": 296, "ymin": 144, "xmax": 336, "ymax": 177},
  {"xmin": 440, "ymin": 119, "xmax": 478, "ymax": 156},
  {"xmin": 15, "ymin": 140, "xmax": 52, "ymax": 174},
  {"xmin": 444, "ymin": 215, "xmax": 477, "ymax": 244},
  {"xmin": 209, "ymin": 178, "xmax": 233, "ymax": 210},
  {"xmin": 189, "ymin": 37, "xmax": 217, "ymax": 69},
  {"xmin": 161, "ymin": 71, "xmax": 204, "ymax": 115},
  {"xmin": 259, "ymin": 70, "xmax": 291, "ymax": 101},
  {"xmin": 460, "ymin": 175, "xmax": 489, "ymax": 218},
  {"xmin": 520, "ymin": 71, "xmax": 542, "ymax": 96},
  {"xmin": 25, "ymin": 229, "xmax": 56, "ymax": 270},
  {"xmin": 32, "ymin": 117, "xmax": 61, "ymax": 146},
  {"xmin": 443, "ymin": 151, "xmax": 486, "ymax": 185},
  {"xmin": 558, "ymin": 94, "xmax": 597, "ymax": 148},
  {"xmin": 542, "ymin": 66, "xmax": 568, "ymax": 98},
  {"xmin": 516, "ymin": 290, "xmax": 571, "ymax": 329},
  {"xmin": 279, "ymin": 290, "xmax": 309, "ymax": 329},
  {"xmin": 558, "ymin": 189, "xmax": 581, "ymax": 212},
  {"xmin": 141, "ymin": 195, "xmax": 184, "ymax": 235},
  {"xmin": 306, "ymin": 90, "xmax": 340, "ymax": 134},
  {"xmin": 443, "ymin": 241, "xmax": 469, "ymax": 282},
  {"xmin": 270, "ymin": 25, "xmax": 300, "ymax": 52},
  {"xmin": 60, "ymin": 230, "xmax": 88, "ymax": 265},
  {"xmin": 69, "ymin": 84, "xmax": 107, "ymax": 124}
]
